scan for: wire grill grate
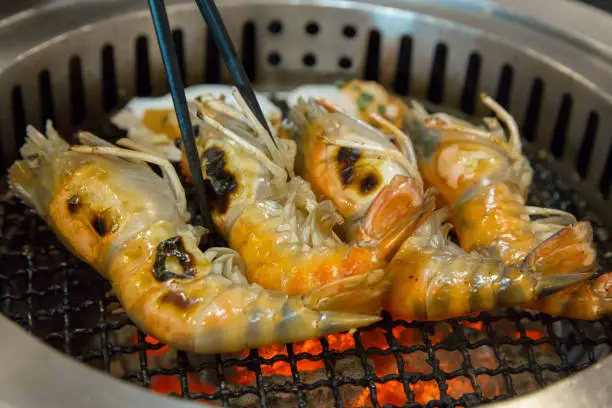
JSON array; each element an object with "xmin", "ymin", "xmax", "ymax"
[{"xmin": 1, "ymin": 151, "xmax": 612, "ymax": 407}]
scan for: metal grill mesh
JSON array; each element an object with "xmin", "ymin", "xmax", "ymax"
[{"xmin": 1, "ymin": 147, "xmax": 612, "ymax": 407}]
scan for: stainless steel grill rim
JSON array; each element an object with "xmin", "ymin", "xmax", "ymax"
[{"xmin": 1, "ymin": 0, "xmax": 612, "ymax": 407}]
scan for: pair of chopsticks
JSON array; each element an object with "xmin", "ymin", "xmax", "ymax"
[{"xmin": 147, "ymin": 0, "xmax": 274, "ymax": 232}]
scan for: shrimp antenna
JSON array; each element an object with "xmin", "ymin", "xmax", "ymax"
[
  {"xmin": 480, "ymin": 93, "xmax": 521, "ymax": 153},
  {"xmin": 369, "ymin": 112, "xmax": 418, "ymax": 168},
  {"xmin": 197, "ymin": 95, "xmax": 250, "ymax": 123},
  {"xmin": 116, "ymin": 138, "xmax": 168, "ymax": 159},
  {"xmin": 230, "ymin": 87, "xmax": 287, "ymax": 172},
  {"xmin": 426, "ymin": 122, "xmax": 495, "ymax": 140},
  {"xmin": 70, "ymin": 145, "xmax": 189, "ymax": 222}
]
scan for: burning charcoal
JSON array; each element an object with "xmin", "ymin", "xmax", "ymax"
[
  {"xmin": 335, "ymin": 355, "xmax": 365, "ymax": 380},
  {"xmin": 476, "ymin": 374, "xmax": 506, "ymax": 399}
]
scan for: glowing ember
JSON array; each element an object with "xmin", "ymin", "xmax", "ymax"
[
  {"xmin": 411, "ymin": 380, "xmax": 441, "ymax": 405},
  {"xmin": 130, "ymin": 333, "xmax": 169, "ymax": 357},
  {"xmin": 124, "ymin": 320, "xmax": 544, "ymax": 406},
  {"xmin": 352, "ymin": 381, "xmax": 408, "ymax": 407},
  {"xmin": 149, "ymin": 373, "xmax": 215, "ymax": 396},
  {"xmin": 516, "ymin": 329, "xmax": 543, "ymax": 341}
]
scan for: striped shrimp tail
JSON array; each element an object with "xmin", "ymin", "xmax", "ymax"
[{"xmin": 523, "ymin": 221, "xmax": 597, "ymax": 296}]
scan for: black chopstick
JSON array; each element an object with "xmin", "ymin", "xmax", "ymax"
[
  {"xmin": 147, "ymin": 0, "xmax": 216, "ymax": 232},
  {"xmin": 194, "ymin": 0, "xmax": 277, "ymax": 146}
]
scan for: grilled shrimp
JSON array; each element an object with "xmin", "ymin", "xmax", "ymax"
[
  {"xmin": 385, "ymin": 209, "xmax": 596, "ymax": 321},
  {"xmin": 8, "ymin": 123, "xmax": 380, "ymax": 354},
  {"xmin": 112, "ymin": 84, "xmax": 282, "ymax": 162},
  {"xmin": 287, "ymin": 97, "xmax": 435, "ymax": 259},
  {"xmin": 287, "ymin": 80, "xmax": 412, "ymax": 140},
  {"xmin": 174, "ymin": 88, "xmax": 391, "ymax": 314},
  {"xmin": 405, "ymin": 94, "xmax": 596, "ymax": 273},
  {"xmin": 404, "ymin": 94, "xmax": 608, "ymax": 319}
]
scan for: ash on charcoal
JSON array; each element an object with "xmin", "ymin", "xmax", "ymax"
[
  {"xmin": 340, "ymin": 384, "xmax": 368, "ymax": 407},
  {"xmin": 469, "ymin": 346, "xmax": 498, "ymax": 370},
  {"xmin": 334, "ymin": 355, "xmax": 366, "ymax": 380},
  {"xmin": 435, "ymin": 349, "xmax": 463, "ymax": 373},
  {"xmin": 230, "ymin": 393, "xmax": 260, "ymax": 407},
  {"xmin": 402, "ymin": 351, "xmax": 432, "ymax": 375},
  {"xmin": 304, "ymin": 387, "xmax": 336, "ymax": 407}
]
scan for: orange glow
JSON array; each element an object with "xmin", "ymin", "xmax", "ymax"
[
  {"xmin": 361, "ymin": 328, "xmax": 388, "ymax": 350},
  {"xmin": 133, "ymin": 319, "xmax": 537, "ymax": 406},
  {"xmin": 411, "ymin": 380, "xmax": 441, "ymax": 405},
  {"xmin": 130, "ymin": 333, "xmax": 169, "ymax": 357},
  {"xmin": 352, "ymin": 381, "xmax": 409, "ymax": 407},
  {"xmin": 150, "ymin": 375, "xmax": 181, "ymax": 396},
  {"xmin": 328, "ymin": 333, "xmax": 356, "ymax": 352},
  {"xmin": 149, "ymin": 373, "xmax": 215, "ymax": 396},
  {"xmin": 462, "ymin": 321, "xmax": 484, "ymax": 331},
  {"xmin": 515, "ymin": 329, "xmax": 543, "ymax": 341}
]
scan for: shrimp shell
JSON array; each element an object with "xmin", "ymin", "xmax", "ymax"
[
  {"xmin": 288, "ymin": 96, "xmax": 434, "ymax": 260},
  {"xmin": 156, "ymin": 90, "xmax": 392, "ymax": 316},
  {"xmin": 385, "ymin": 210, "xmax": 596, "ymax": 321},
  {"xmin": 7, "ymin": 123, "xmax": 380, "ymax": 354}
]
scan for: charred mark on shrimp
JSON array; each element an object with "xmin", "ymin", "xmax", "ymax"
[
  {"xmin": 360, "ymin": 173, "xmax": 379, "ymax": 194},
  {"xmin": 67, "ymin": 195, "xmax": 80, "ymax": 213},
  {"xmin": 153, "ymin": 236, "xmax": 197, "ymax": 282},
  {"xmin": 337, "ymin": 147, "xmax": 361, "ymax": 185},
  {"xmin": 202, "ymin": 146, "xmax": 237, "ymax": 215}
]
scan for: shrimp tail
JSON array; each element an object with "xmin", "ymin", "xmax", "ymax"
[
  {"xmin": 519, "ymin": 221, "xmax": 610, "ymax": 320},
  {"xmin": 188, "ymin": 291, "xmax": 382, "ymax": 353},
  {"xmin": 524, "ymin": 273, "xmax": 612, "ymax": 320},
  {"xmin": 525, "ymin": 221, "xmax": 597, "ymax": 284},
  {"xmin": 8, "ymin": 122, "xmax": 69, "ymax": 212}
]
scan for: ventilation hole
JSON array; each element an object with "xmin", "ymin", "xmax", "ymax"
[
  {"xmin": 428, "ymin": 43, "xmax": 447, "ymax": 104},
  {"xmin": 172, "ymin": 29, "xmax": 186, "ymax": 84},
  {"xmin": 600, "ymin": 146, "xmax": 612, "ymax": 198},
  {"xmin": 135, "ymin": 36, "xmax": 151, "ymax": 97},
  {"xmin": 339, "ymin": 56, "xmax": 353, "ymax": 70},
  {"xmin": 11, "ymin": 86, "xmax": 26, "ymax": 147},
  {"xmin": 38, "ymin": 70, "xmax": 55, "ymax": 124},
  {"xmin": 460, "ymin": 53, "xmax": 481, "ymax": 115},
  {"xmin": 268, "ymin": 52, "xmax": 281, "ymax": 66},
  {"xmin": 205, "ymin": 27, "xmax": 221, "ymax": 83},
  {"xmin": 495, "ymin": 64, "xmax": 514, "ymax": 109},
  {"xmin": 343, "ymin": 25, "xmax": 357, "ymax": 38},
  {"xmin": 303, "ymin": 53, "xmax": 317, "ymax": 67},
  {"xmin": 305, "ymin": 21, "xmax": 319, "ymax": 35},
  {"xmin": 101, "ymin": 44, "xmax": 118, "ymax": 112},
  {"xmin": 550, "ymin": 94, "xmax": 573, "ymax": 158},
  {"xmin": 69, "ymin": 56, "xmax": 86, "ymax": 125},
  {"xmin": 268, "ymin": 20, "xmax": 283, "ymax": 34},
  {"xmin": 523, "ymin": 78, "xmax": 544, "ymax": 142},
  {"xmin": 363, "ymin": 30, "xmax": 380, "ymax": 81},
  {"xmin": 577, "ymin": 111, "xmax": 599, "ymax": 178},
  {"xmin": 393, "ymin": 35, "xmax": 413, "ymax": 96},
  {"xmin": 242, "ymin": 21, "xmax": 257, "ymax": 82}
]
